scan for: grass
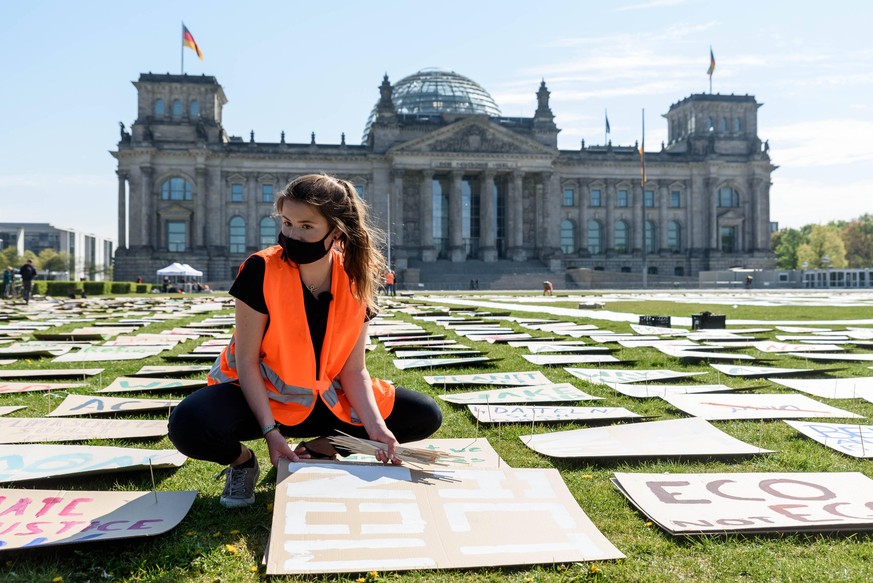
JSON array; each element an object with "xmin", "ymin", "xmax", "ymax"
[{"xmin": 2, "ymin": 291, "xmax": 873, "ymax": 582}]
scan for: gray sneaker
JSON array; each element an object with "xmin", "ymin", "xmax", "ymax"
[{"xmin": 216, "ymin": 455, "xmax": 260, "ymax": 509}]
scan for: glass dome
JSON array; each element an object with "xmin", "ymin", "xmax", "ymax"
[{"xmin": 363, "ymin": 68, "xmax": 501, "ymax": 141}]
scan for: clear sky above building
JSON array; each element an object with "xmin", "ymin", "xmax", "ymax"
[{"xmin": 1, "ymin": 0, "xmax": 870, "ymax": 239}]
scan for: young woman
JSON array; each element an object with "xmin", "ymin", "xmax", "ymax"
[{"xmin": 169, "ymin": 174, "xmax": 442, "ymax": 508}]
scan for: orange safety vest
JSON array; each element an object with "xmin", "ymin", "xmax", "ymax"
[
  {"xmin": 385, "ymin": 272, "xmax": 395, "ymax": 285},
  {"xmin": 208, "ymin": 246, "xmax": 395, "ymax": 426}
]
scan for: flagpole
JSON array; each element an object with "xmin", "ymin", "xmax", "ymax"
[
  {"xmin": 604, "ymin": 109, "xmax": 607, "ymax": 145},
  {"xmin": 181, "ymin": 22, "xmax": 185, "ymax": 75},
  {"xmin": 641, "ymin": 108, "xmax": 647, "ymax": 289}
]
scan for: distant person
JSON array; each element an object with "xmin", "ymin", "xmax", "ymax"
[
  {"xmin": 136, "ymin": 276, "xmax": 143, "ymax": 284},
  {"xmin": 162, "ymin": 276, "xmax": 170, "ymax": 293},
  {"xmin": 385, "ymin": 270, "xmax": 396, "ymax": 296},
  {"xmin": 19, "ymin": 259, "xmax": 37, "ymax": 304},
  {"xmin": 745, "ymin": 275, "xmax": 753, "ymax": 290},
  {"xmin": 2, "ymin": 267, "xmax": 12, "ymax": 299},
  {"xmin": 543, "ymin": 280, "xmax": 553, "ymax": 296}
]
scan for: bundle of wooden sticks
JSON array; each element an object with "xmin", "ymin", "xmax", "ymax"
[{"xmin": 327, "ymin": 431, "xmax": 457, "ymax": 467}]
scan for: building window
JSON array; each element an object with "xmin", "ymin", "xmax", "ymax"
[
  {"xmin": 644, "ymin": 190, "xmax": 655, "ymax": 208},
  {"xmin": 229, "ymin": 216, "xmax": 246, "ymax": 253},
  {"xmin": 617, "ymin": 189, "xmax": 628, "ymax": 207},
  {"xmin": 259, "ymin": 216, "xmax": 277, "ymax": 249},
  {"xmin": 621, "ymin": 266, "xmax": 631, "ymax": 273},
  {"xmin": 154, "ymin": 99, "xmax": 165, "ymax": 116},
  {"xmin": 587, "ymin": 220, "xmax": 601, "ymax": 254},
  {"xmin": 562, "ymin": 188, "xmax": 575, "ymax": 207},
  {"xmin": 590, "ymin": 189, "xmax": 602, "ymax": 207},
  {"xmin": 674, "ymin": 266, "xmax": 685, "ymax": 276},
  {"xmin": 167, "ymin": 221, "xmax": 186, "ymax": 252},
  {"xmin": 706, "ymin": 117, "xmax": 713, "ymax": 131},
  {"xmin": 189, "ymin": 100, "xmax": 200, "ymax": 118},
  {"xmin": 614, "ymin": 220, "xmax": 628, "ymax": 254},
  {"xmin": 720, "ymin": 117, "xmax": 728, "ymax": 131},
  {"xmin": 231, "ymin": 183, "xmax": 244, "ymax": 202},
  {"xmin": 718, "ymin": 187, "xmax": 740, "ymax": 208},
  {"xmin": 644, "ymin": 221, "xmax": 656, "ymax": 253},
  {"xmin": 720, "ymin": 226, "xmax": 737, "ymax": 253},
  {"xmin": 261, "ymin": 183, "xmax": 273, "ymax": 203},
  {"xmin": 734, "ymin": 117, "xmax": 742, "ymax": 132},
  {"xmin": 648, "ymin": 266, "xmax": 658, "ymax": 275},
  {"xmin": 172, "ymin": 99, "xmax": 183, "ymax": 117},
  {"xmin": 355, "ymin": 184, "xmax": 366, "ymax": 199},
  {"xmin": 560, "ymin": 220, "xmax": 575, "ymax": 254},
  {"xmin": 670, "ymin": 191, "xmax": 681, "ymax": 208},
  {"xmin": 668, "ymin": 221, "xmax": 681, "ymax": 252},
  {"xmin": 161, "ymin": 178, "xmax": 192, "ymax": 201}
]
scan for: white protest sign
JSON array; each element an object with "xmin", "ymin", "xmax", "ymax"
[
  {"xmin": 612, "ymin": 471, "xmax": 873, "ymax": 535},
  {"xmin": 752, "ymin": 341, "xmax": 844, "ymax": 353},
  {"xmin": 520, "ymin": 417, "xmax": 771, "ymax": 459},
  {"xmin": 0, "ymin": 489, "xmax": 196, "ymax": 549},
  {"xmin": 131, "ymin": 365, "xmax": 211, "ymax": 377},
  {"xmin": 439, "ymin": 383, "xmax": 600, "ymax": 404},
  {"xmin": 788, "ymin": 352, "xmax": 873, "ymax": 362},
  {"xmin": 0, "ymin": 444, "xmax": 186, "ymax": 482},
  {"xmin": 468, "ymin": 405, "xmax": 640, "ymax": 423},
  {"xmin": 608, "ymin": 383, "xmax": 737, "ymax": 398},
  {"xmin": 768, "ymin": 377, "xmax": 873, "ymax": 399},
  {"xmin": 710, "ymin": 364, "xmax": 818, "ymax": 377},
  {"xmin": 0, "ymin": 369, "xmax": 103, "ymax": 379},
  {"xmin": 393, "ymin": 350, "xmax": 481, "ymax": 359},
  {"xmin": 393, "ymin": 356, "xmax": 494, "ymax": 370},
  {"xmin": 53, "ymin": 346, "xmax": 165, "ymax": 362},
  {"xmin": 656, "ymin": 347, "xmax": 756, "ymax": 361},
  {"xmin": 522, "ymin": 354, "xmax": 621, "ymax": 366},
  {"xmin": 266, "ymin": 463, "xmax": 624, "ymax": 574},
  {"xmin": 661, "ymin": 393, "xmax": 862, "ymax": 421},
  {"xmin": 97, "ymin": 376, "xmax": 206, "ymax": 393},
  {"xmin": 47, "ymin": 394, "xmax": 180, "ymax": 417},
  {"xmin": 0, "ymin": 382, "xmax": 86, "ymax": 394},
  {"xmin": 424, "ymin": 371, "xmax": 552, "ymax": 386},
  {"xmin": 565, "ymin": 368, "xmax": 704, "ymax": 385},
  {"xmin": 0, "ymin": 418, "xmax": 168, "ymax": 444},
  {"xmin": 0, "ymin": 407, "xmax": 25, "ymax": 416},
  {"xmin": 784, "ymin": 420, "xmax": 873, "ymax": 458}
]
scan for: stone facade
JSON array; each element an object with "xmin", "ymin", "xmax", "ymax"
[{"xmin": 112, "ymin": 72, "xmax": 775, "ymax": 284}]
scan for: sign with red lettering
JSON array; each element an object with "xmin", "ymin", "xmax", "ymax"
[
  {"xmin": 612, "ymin": 472, "xmax": 873, "ymax": 534},
  {"xmin": 661, "ymin": 393, "xmax": 862, "ymax": 420},
  {"xmin": 0, "ymin": 488, "xmax": 195, "ymax": 549},
  {"xmin": 439, "ymin": 383, "xmax": 600, "ymax": 405}
]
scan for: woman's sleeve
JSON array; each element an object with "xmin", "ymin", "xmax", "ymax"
[{"xmin": 228, "ymin": 255, "xmax": 268, "ymax": 314}]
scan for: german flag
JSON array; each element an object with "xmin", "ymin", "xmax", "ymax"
[{"xmin": 183, "ymin": 24, "xmax": 203, "ymax": 61}]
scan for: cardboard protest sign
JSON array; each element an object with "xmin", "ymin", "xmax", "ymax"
[
  {"xmin": 0, "ymin": 444, "xmax": 186, "ymax": 482},
  {"xmin": 53, "ymin": 346, "xmax": 166, "ymax": 363},
  {"xmin": 608, "ymin": 383, "xmax": 737, "ymax": 398},
  {"xmin": 0, "ymin": 369, "xmax": 103, "ymax": 379},
  {"xmin": 523, "ymin": 354, "xmax": 621, "ymax": 366},
  {"xmin": 339, "ymin": 438, "xmax": 505, "ymax": 469},
  {"xmin": 424, "ymin": 371, "xmax": 552, "ymax": 386},
  {"xmin": 0, "ymin": 488, "xmax": 196, "ymax": 549},
  {"xmin": 656, "ymin": 347, "xmax": 756, "ymax": 362},
  {"xmin": 630, "ymin": 324, "xmax": 690, "ymax": 336},
  {"xmin": 393, "ymin": 356, "xmax": 494, "ymax": 370},
  {"xmin": 97, "ymin": 376, "xmax": 207, "ymax": 393},
  {"xmin": 468, "ymin": 404, "xmax": 640, "ymax": 423},
  {"xmin": 0, "ymin": 382, "xmax": 86, "ymax": 394},
  {"xmin": 130, "ymin": 365, "xmax": 211, "ymax": 377},
  {"xmin": 710, "ymin": 364, "xmax": 819, "ymax": 377},
  {"xmin": 0, "ymin": 346, "xmax": 73, "ymax": 357},
  {"xmin": 0, "ymin": 418, "xmax": 168, "ymax": 444},
  {"xmin": 0, "ymin": 360, "xmax": 14, "ymax": 366},
  {"xmin": 612, "ymin": 471, "xmax": 873, "ymax": 535},
  {"xmin": 565, "ymin": 368, "xmax": 704, "ymax": 385},
  {"xmin": 518, "ymin": 343, "xmax": 605, "ymax": 353},
  {"xmin": 383, "ymin": 339, "xmax": 461, "ymax": 348},
  {"xmin": 788, "ymin": 352, "xmax": 873, "ymax": 362},
  {"xmin": 662, "ymin": 393, "xmax": 862, "ymax": 421},
  {"xmin": 768, "ymin": 376, "xmax": 873, "ymax": 399},
  {"xmin": 33, "ymin": 332, "xmax": 107, "ymax": 341},
  {"xmin": 520, "ymin": 417, "xmax": 771, "ymax": 459},
  {"xmin": 784, "ymin": 420, "xmax": 873, "ymax": 458},
  {"xmin": 47, "ymin": 394, "xmax": 180, "ymax": 417},
  {"xmin": 265, "ymin": 462, "xmax": 624, "ymax": 574},
  {"xmin": 439, "ymin": 383, "xmax": 600, "ymax": 405},
  {"xmin": 0, "ymin": 407, "xmax": 25, "ymax": 416},
  {"xmin": 753, "ymin": 341, "xmax": 844, "ymax": 353},
  {"xmin": 465, "ymin": 333, "xmax": 534, "ymax": 343},
  {"xmin": 393, "ymin": 350, "xmax": 481, "ymax": 359}
]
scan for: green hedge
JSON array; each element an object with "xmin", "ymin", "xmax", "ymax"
[
  {"xmin": 44, "ymin": 281, "xmax": 80, "ymax": 296},
  {"xmin": 38, "ymin": 280, "xmax": 153, "ymax": 296},
  {"xmin": 110, "ymin": 282, "xmax": 133, "ymax": 294},
  {"xmin": 135, "ymin": 283, "xmax": 152, "ymax": 293},
  {"xmin": 82, "ymin": 281, "xmax": 111, "ymax": 295}
]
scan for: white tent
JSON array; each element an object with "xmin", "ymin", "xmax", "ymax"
[
  {"xmin": 156, "ymin": 263, "xmax": 189, "ymax": 277},
  {"xmin": 180, "ymin": 264, "xmax": 203, "ymax": 277}
]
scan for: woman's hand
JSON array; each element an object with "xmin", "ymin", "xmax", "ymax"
[
  {"xmin": 368, "ymin": 425, "xmax": 401, "ymax": 465},
  {"xmin": 264, "ymin": 430, "xmax": 302, "ymax": 467}
]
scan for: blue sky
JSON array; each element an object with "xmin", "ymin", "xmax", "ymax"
[{"xmin": 1, "ymin": 0, "xmax": 871, "ymax": 241}]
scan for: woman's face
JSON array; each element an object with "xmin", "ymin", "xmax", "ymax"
[{"xmin": 279, "ymin": 199, "xmax": 333, "ymax": 243}]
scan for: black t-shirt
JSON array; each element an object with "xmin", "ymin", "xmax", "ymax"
[{"xmin": 228, "ymin": 255, "xmax": 374, "ymax": 378}]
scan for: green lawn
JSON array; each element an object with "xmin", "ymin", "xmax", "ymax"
[{"xmin": 3, "ymin": 292, "xmax": 873, "ymax": 582}]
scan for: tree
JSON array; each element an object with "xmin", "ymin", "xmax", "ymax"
[
  {"xmin": 771, "ymin": 228, "xmax": 805, "ymax": 269},
  {"xmin": 842, "ymin": 214, "xmax": 873, "ymax": 268},
  {"xmin": 796, "ymin": 225, "xmax": 847, "ymax": 269},
  {"xmin": 38, "ymin": 248, "xmax": 71, "ymax": 273},
  {"xmin": 1, "ymin": 246, "xmax": 20, "ymax": 270}
]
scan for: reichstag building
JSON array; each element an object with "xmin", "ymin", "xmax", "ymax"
[{"xmin": 112, "ymin": 68, "xmax": 776, "ymax": 285}]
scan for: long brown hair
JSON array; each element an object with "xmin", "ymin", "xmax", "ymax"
[{"xmin": 275, "ymin": 174, "xmax": 386, "ymax": 312}]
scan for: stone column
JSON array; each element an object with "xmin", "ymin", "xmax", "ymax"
[
  {"xmin": 194, "ymin": 166, "xmax": 207, "ymax": 248},
  {"xmin": 449, "ymin": 170, "xmax": 464, "ymax": 262},
  {"xmin": 632, "ymin": 183, "xmax": 643, "ymax": 254},
  {"xmin": 509, "ymin": 170, "xmax": 526, "ymax": 261},
  {"xmin": 116, "ymin": 170, "xmax": 127, "ymax": 249},
  {"xmin": 605, "ymin": 179, "xmax": 615, "ymax": 253},
  {"xmin": 140, "ymin": 166, "xmax": 154, "ymax": 250},
  {"xmin": 707, "ymin": 177, "xmax": 718, "ymax": 250},
  {"xmin": 480, "ymin": 170, "xmax": 497, "ymax": 261},
  {"xmin": 578, "ymin": 179, "xmax": 588, "ymax": 252},
  {"xmin": 756, "ymin": 177, "xmax": 771, "ymax": 251},
  {"xmin": 658, "ymin": 181, "xmax": 669, "ymax": 251},
  {"xmin": 420, "ymin": 170, "xmax": 435, "ymax": 262},
  {"xmin": 246, "ymin": 173, "xmax": 257, "ymax": 250},
  {"xmin": 392, "ymin": 172, "xmax": 404, "ymax": 247},
  {"xmin": 207, "ymin": 169, "xmax": 224, "ymax": 248}
]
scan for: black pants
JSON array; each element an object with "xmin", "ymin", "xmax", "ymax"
[{"xmin": 168, "ymin": 382, "xmax": 443, "ymax": 465}]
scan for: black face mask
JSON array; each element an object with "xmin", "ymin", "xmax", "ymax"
[{"xmin": 278, "ymin": 229, "xmax": 334, "ymax": 265}]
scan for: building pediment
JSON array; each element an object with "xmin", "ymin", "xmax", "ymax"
[
  {"xmin": 389, "ymin": 117, "xmax": 555, "ymax": 156},
  {"xmin": 157, "ymin": 202, "xmax": 193, "ymax": 219}
]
